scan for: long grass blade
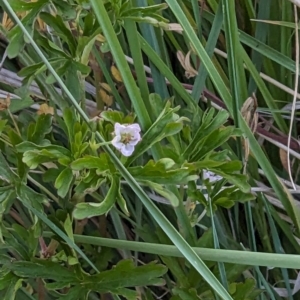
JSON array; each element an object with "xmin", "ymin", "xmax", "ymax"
[{"xmin": 41, "ymin": 231, "xmax": 300, "ymax": 269}]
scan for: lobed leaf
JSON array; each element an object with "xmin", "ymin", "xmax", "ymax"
[{"xmin": 73, "ymin": 176, "xmax": 119, "ymax": 219}]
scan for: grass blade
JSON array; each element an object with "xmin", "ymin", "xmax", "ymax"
[{"xmin": 42, "ymin": 231, "xmax": 300, "ymax": 269}]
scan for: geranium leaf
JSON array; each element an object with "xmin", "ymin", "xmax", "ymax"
[
  {"xmin": 73, "ymin": 176, "xmax": 118, "ymax": 219},
  {"xmin": 55, "ymin": 168, "xmax": 74, "ymax": 198},
  {"xmin": 129, "ymin": 158, "xmax": 197, "ymax": 185}
]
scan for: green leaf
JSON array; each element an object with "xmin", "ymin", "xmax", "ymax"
[
  {"xmin": 191, "ymin": 160, "xmax": 229, "ymax": 170},
  {"xmin": 183, "ymin": 108, "xmax": 229, "ymax": 158},
  {"xmin": 65, "ymin": 63, "xmax": 82, "ymax": 102},
  {"xmin": 76, "ymin": 58, "xmax": 93, "ymax": 75},
  {"xmin": 17, "ymin": 143, "xmax": 71, "ymax": 169},
  {"xmin": 142, "ymin": 180, "xmax": 179, "ymax": 207},
  {"xmin": 16, "ymin": 184, "xmax": 46, "ymax": 223},
  {"xmin": 187, "ymin": 181, "xmax": 208, "ymax": 206},
  {"xmin": 27, "ymin": 114, "xmax": 52, "ymax": 144},
  {"xmin": 189, "ymin": 159, "xmax": 251, "ymax": 194},
  {"xmin": 19, "ymin": 201, "xmax": 99, "ymax": 273},
  {"xmin": 7, "ymin": 32, "xmax": 24, "ymax": 59},
  {"xmin": 45, "ymin": 281, "xmax": 71, "ymax": 290},
  {"xmin": 214, "ymin": 198, "xmax": 235, "ymax": 209},
  {"xmin": 164, "ymin": 123, "xmax": 184, "ymax": 136},
  {"xmin": 124, "ymin": 16, "xmax": 169, "ymax": 26},
  {"xmin": 9, "ymin": 97, "xmax": 34, "ymax": 113},
  {"xmin": 0, "ymin": 120, "xmax": 7, "ymax": 135},
  {"xmin": 62, "ymin": 108, "xmax": 76, "ymax": 143},
  {"xmin": 0, "ymin": 228, "xmax": 30, "ymax": 261},
  {"xmin": 18, "ymin": 58, "xmax": 65, "ymax": 77},
  {"xmin": 117, "ymin": 185, "xmax": 130, "ymax": 216},
  {"xmin": 55, "ymin": 286, "xmax": 89, "ymax": 299},
  {"xmin": 230, "ymin": 190, "xmax": 256, "ymax": 203},
  {"xmin": 73, "ymin": 176, "xmax": 119, "ymax": 219},
  {"xmin": 71, "ymin": 154, "xmax": 111, "ymax": 172},
  {"xmin": 129, "ymin": 158, "xmax": 197, "ymax": 185},
  {"xmin": 213, "ymin": 187, "xmax": 255, "ymax": 207},
  {"xmin": 2, "ymin": 277, "xmax": 23, "ymax": 300},
  {"xmin": 83, "ymin": 12, "xmax": 96, "ymax": 36},
  {"xmin": 51, "ymin": 0, "xmax": 77, "ymax": 20},
  {"xmin": 8, "ymin": 0, "xmax": 48, "ymax": 11},
  {"xmin": 83, "ymin": 260, "xmax": 167, "ymax": 290},
  {"xmin": 190, "ymin": 126, "xmax": 236, "ymax": 161},
  {"xmin": 20, "ymin": 150, "xmax": 56, "ymax": 169},
  {"xmin": 0, "ymin": 152, "xmax": 19, "ymax": 183},
  {"xmin": 127, "ymin": 101, "xmax": 187, "ymax": 164},
  {"xmin": 12, "ymin": 225, "xmax": 38, "ymax": 258},
  {"xmin": 209, "ymin": 170, "xmax": 250, "ymax": 193},
  {"xmin": 43, "ymin": 168, "xmax": 61, "ymax": 182},
  {"xmin": 173, "ymin": 288, "xmax": 199, "ymax": 300},
  {"xmin": 16, "ymin": 141, "xmax": 71, "ymax": 157},
  {"xmin": 100, "ymin": 110, "xmax": 125, "ymax": 124},
  {"xmin": 0, "ymin": 187, "xmax": 16, "ymax": 242},
  {"xmin": 55, "ymin": 168, "xmax": 74, "ymax": 198},
  {"xmin": 44, "ymin": 280, "xmax": 72, "ymax": 291},
  {"xmin": 17, "ymin": 61, "xmax": 45, "ymax": 77},
  {"xmin": 6, "ymin": 259, "xmax": 77, "ymax": 282},
  {"xmin": 45, "ymin": 61, "xmax": 72, "ymax": 84},
  {"xmin": 0, "ymin": 272, "xmax": 17, "ymax": 290},
  {"xmin": 39, "ymin": 12, "xmax": 77, "ymax": 55},
  {"xmin": 229, "ymin": 278, "xmax": 262, "ymax": 300},
  {"xmin": 121, "ymin": 3, "xmax": 168, "ymax": 17},
  {"xmin": 77, "ymin": 35, "xmax": 98, "ymax": 65},
  {"xmin": 46, "ymin": 41, "xmax": 69, "ymax": 58},
  {"xmin": 74, "ymin": 171, "xmax": 106, "ymax": 194},
  {"xmin": 110, "ymin": 288, "xmax": 137, "ymax": 300},
  {"xmin": 149, "ymin": 93, "xmax": 165, "ymax": 119},
  {"xmin": 214, "ymin": 161, "xmax": 243, "ymax": 173}
]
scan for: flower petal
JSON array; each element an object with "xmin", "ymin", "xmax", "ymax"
[
  {"xmin": 128, "ymin": 123, "xmax": 141, "ymax": 132},
  {"xmin": 128, "ymin": 136, "xmax": 140, "ymax": 146},
  {"xmin": 111, "ymin": 136, "xmax": 123, "ymax": 150},
  {"xmin": 121, "ymin": 144, "xmax": 135, "ymax": 156},
  {"xmin": 111, "ymin": 123, "xmax": 141, "ymax": 156},
  {"xmin": 203, "ymin": 170, "xmax": 223, "ymax": 183},
  {"xmin": 114, "ymin": 122, "xmax": 125, "ymax": 136}
]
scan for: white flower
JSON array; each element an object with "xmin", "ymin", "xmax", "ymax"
[
  {"xmin": 111, "ymin": 123, "xmax": 141, "ymax": 156},
  {"xmin": 203, "ymin": 170, "xmax": 223, "ymax": 183}
]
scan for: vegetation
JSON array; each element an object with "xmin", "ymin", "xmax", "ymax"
[{"xmin": 0, "ymin": 0, "xmax": 299, "ymax": 299}]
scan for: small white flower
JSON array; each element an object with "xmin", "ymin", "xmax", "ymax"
[
  {"xmin": 111, "ymin": 123, "xmax": 141, "ymax": 156},
  {"xmin": 203, "ymin": 170, "xmax": 223, "ymax": 183}
]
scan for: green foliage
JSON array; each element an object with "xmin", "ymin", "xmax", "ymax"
[
  {"xmin": 229, "ymin": 279, "xmax": 263, "ymax": 300},
  {"xmin": 128, "ymin": 158, "xmax": 198, "ymax": 185},
  {"xmin": 1, "ymin": 258, "xmax": 167, "ymax": 299},
  {"xmin": 0, "ymin": 0, "xmax": 299, "ymax": 299},
  {"xmin": 127, "ymin": 98, "xmax": 189, "ymax": 164},
  {"xmin": 73, "ymin": 176, "xmax": 119, "ymax": 219},
  {"xmin": 103, "ymin": 0, "xmax": 169, "ymax": 34}
]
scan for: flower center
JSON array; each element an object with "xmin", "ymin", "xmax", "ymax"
[{"xmin": 120, "ymin": 133, "xmax": 133, "ymax": 144}]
